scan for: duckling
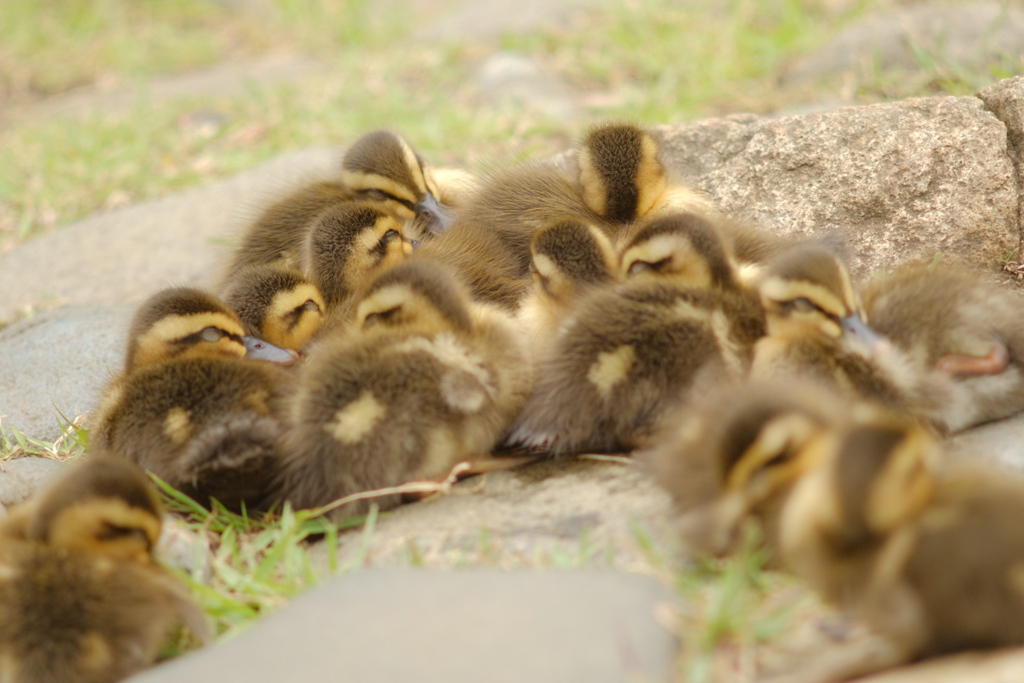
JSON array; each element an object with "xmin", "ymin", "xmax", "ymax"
[
  {"xmin": 277, "ymin": 258, "xmax": 532, "ymax": 518},
  {"xmin": 509, "ymin": 270, "xmax": 765, "ymax": 455},
  {"xmin": 575, "ymin": 122, "xmax": 720, "ymax": 226},
  {"xmin": 515, "ymin": 217, "xmax": 619, "ymax": 349},
  {"xmin": 862, "ymin": 263, "xmax": 1024, "ymax": 432},
  {"xmin": 225, "ymin": 130, "xmax": 469, "ymax": 276},
  {"xmin": 643, "ymin": 379, "xmax": 849, "ymax": 561},
  {"xmin": 221, "ymin": 264, "xmax": 326, "ymax": 352},
  {"xmin": 777, "ymin": 417, "xmax": 1024, "ymax": 680},
  {"xmin": 91, "ymin": 287, "xmax": 296, "ymax": 511},
  {"xmin": 0, "ymin": 457, "xmax": 208, "ymax": 683},
  {"xmin": 752, "ymin": 244, "xmax": 945, "ymax": 418}
]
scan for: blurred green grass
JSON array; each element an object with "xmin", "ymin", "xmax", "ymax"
[{"xmin": 2, "ymin": 0, "xmax": 1015, "ymax": 254}]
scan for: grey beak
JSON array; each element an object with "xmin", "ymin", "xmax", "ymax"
[
  {"xmin": 243, "ymin": 336, "xmax": 299, "ymax": 365},
  {"xmin": 840, "ymin": 314, "xmax": 890, "ymax": 355},
  {"xmin": 414, "ymin": 192, "xmax": 455, "ymax": 235}
]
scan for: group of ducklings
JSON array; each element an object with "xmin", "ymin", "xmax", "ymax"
[{"xmin": 7, "ymin": 121, "xmax": 1024, "ymax": 682}]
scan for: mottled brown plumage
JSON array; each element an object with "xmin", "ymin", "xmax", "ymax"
[
  {"xmin": 221, "ymin": 264, "xmax": 325, "ymax": 351},
  {"xmin": 0, "ymin": 458, "xmax": 208, "ymax": 683}
]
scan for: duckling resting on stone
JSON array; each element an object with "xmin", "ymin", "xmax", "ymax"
[
  {"xmin": 0, "ymin": 457, "xmax": 208, "ymax": 683},
  {"xmin": 509, "ymin": 217, "xmax": 765, "ymax": 456},
  {"xmin": 277, "ymin": 258, "xmax": 533, "ymax": 519},
  {"xmin": 752, "ymin": 244, "xmax": 946, "ymax": 420},
  {"xmin": 775, "ymin": 416, "xmax": 1024, "ymax": 681},
  {"xmin": 862, "ymin": 262, "xmax": 1024, "ymax": 432},
  {"xmin": 92, "ymin": 287, "xmax": 296, "ymax": 511}
]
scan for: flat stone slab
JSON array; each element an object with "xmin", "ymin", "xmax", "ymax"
[
  {"xmin": 128, "ymin": 569, "xmax": 678, "ymax": 683},
  {"xmin": 0, "ymin": 146, "xmax": 338, "ymax": 324},
  {"xmin": 0, "ymin": 305, "xmax": 132, "ymax": 441},
  {"xmin": 945, "ymin": 413, "xmax": 1024, "ymax": 471},
  {"xmin": 858, "ymin": 647, "xmax": 1024, "ymax": 683},
  {"xmin": 0, "ymin": 457, "xmax": 68, "ymax": 512}
]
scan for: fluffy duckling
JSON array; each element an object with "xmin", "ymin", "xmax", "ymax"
[
  {"xmin": 509, "ymin": 270, "xmax": 765, "ymax": 455},
  {"xmin": 778, "ymin": 417, "xmax": 1024, "ymax": 679},
  {"xmin": 92, "ymin": 287, "xmax": 296, "ymax": 511},
  {"xmin": 221, "ymin": 264, "xmax": 326, "ymax": 352},
  {"xmin": 862, "ymin": 263, "xmax": 1024, "ymax": 432},
  {"xmin": 575, "ymin": 122, "xmax": 720, "ymax": 226},
  {"xmin": 515, "ymin": 217, "xmax": 619, "ymax": 349},
  {"xmin": 752, "ymin": 244, "xmax": 944, "ymax": 417},
  {"xmin": 643, "ymin": 379, "xmax": 849, "ymax": 561},
  {"xmin": 226, "ymin": 130, "xmax": 468, "ymax": 276},
  {"xmin": 278, "ymin": 259, "xmax": 532, "ymax": 518},
  {"xmin": 0, "ymin": 457, "xmax": 208, "ymax": 683}
]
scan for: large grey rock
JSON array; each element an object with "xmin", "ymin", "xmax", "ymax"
[
  {"xmin": 784, "ymin": 3, "xmax": 1024, "ymax": 86},
  {"xmin": 0, "ymin": 456, "xmax": 67, "ymax": 510},
  {"xmin": 858, "ymin": 647, "xmax": 1024, "ymax": 683},
  {"xmin": 315, "ymin": 458, "xmax": 677, "ymax": 573},
  {"xmin": 0, "ymin": 305, "xmax": 131, "ymax": 441},
  {"xmin": 978, "ymin": 77, "xmax": 1024, "ymax": 241},
  {"xmin": 655, "ymin": 95, "xmax": 1018, "ymax": 278},
  {"xmin": 946, "ymin": 413, "xmax": 1024, "ymax": 471},
  {"xmin": 0, "ymin": 146, "xmax": 338, "ymax": 323},
  {"xmin": 129, "ymin": 569, "xmax": 679, "ymax": 683}
]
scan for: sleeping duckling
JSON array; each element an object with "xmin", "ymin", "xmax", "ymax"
[
  {"xmin": 92, "ymin": 287, "xmax": 296, "ymax": 511},
  {"xmin": 0, "ymin": 457, "xmax": 208, "ymax": 683},
  {"xmin": 515, "ymin": 217, "xmax": 619, "ymax": 349},
  {"xmin": 277, "ymin": 258, "xmax": 532, "ymax": 518},
  {"xmin": 221, "ymin": 264, "xmax": 325, "ymax": 352},
  {"xmin": 643, "ymin": 379, "xmax": 849, "ymax": 561},
  {"xmin": 509, "ymin": 275, "xmax": 765, "ymax": 456},
  {"xmin": 862, "ymin": 263, "xmax": 1024, "ymax": 432},
  {"xmin": 777, "ymin": 417, "xmax": 1024, "ymax": 680},
  {"xmin": 752, "ymin": 244, "xmax": 944, "ymax": 418},
  {"xmin": 226, "ymin": 130, "xmax": 468, "ymax": 276}
]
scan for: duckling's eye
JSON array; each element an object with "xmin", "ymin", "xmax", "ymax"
[
  {"xmin": 363, "ymin": 306, "xmax": 401, "ymax": 329},
  {"xmin": 790, "ymin": 297, "xmax": 817, "ymax": 313},
  {"xmin": 200, "ymin": 327, "xmax": 223, "ymax": 342},
  {"xmin": 300, "ymin": 299, "xmax": 321, "ymax": 314},
  {"xmin": 361, "ymin": 189, "xmax": 389, "ymax": 202},
  {"xmin": 98, "ymin": 523, "xmax": 152, "ymax": 549},
  {"xmin": 628, "ymin": 258, "xmax": 671, "ymax": 276},
  {"xmin": 381, "ymin": 229, "xmax": 400, "ymax": 243}
]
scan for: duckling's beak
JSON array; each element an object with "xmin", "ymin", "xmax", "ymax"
[
  {"xmin": 840, "ymin": 314, "xmax": 890, "ymax": 355},
  {"xmin": 242, "ymin": 336, "xmax": 300, "ymax": 365},
  {"xmin": 414, "ymin": 192, "xmax": 455, "ymax": 235}
]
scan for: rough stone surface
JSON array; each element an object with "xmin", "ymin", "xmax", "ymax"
[
  {"xmin": 313, "ymin": 458, "xmax": 677, "ymax": 573},
  {"xmin": 977, "ymin": 76, "xmax": 1024, "ymax": 246},
  {"xmin": 783, "ymin": 3, "xmax": 1024, "ymax": 86},
  {"xmin": 0, "ymin": 457, "xmax": 67, "ymax": 511},
  {"xmin": 0, "ymin": 146, "xmax": 338, "ymax": 323},
  {"xmin": 128, "ymin": 569, "xmax": 679, "ymax": 683},
  {"xmin": 655, "ymin": 96, "xmax": 1018, "ymax": 279},
  {"xmin": 0, "ymin": 305, "xmax": 131, "ymax": 441}
]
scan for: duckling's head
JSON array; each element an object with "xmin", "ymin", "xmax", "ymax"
[
  {"xmin": 620, "ymin": 212, "xmax": 739, "ymax": 289},
  {"xmin": 757, "ymin": 245, "xmax": 887, "ymax": 353},
  {"xmin": 782, "ymin": 418, "xmax": 941, "ymax": 556},
  {"xmin": 355, "ymin": 258, "xmax": 474, "ymax": 336},
  {"xmin": 125, "ymin": 287, "xmax": 297, "ymax": 371},
  {"xmin": 577, "ymin": 122, "xmax": 666, "ymax": 223},
  {"xmin": 25, "ymin": 458, "xmax": 163, "ymax": 564},
  {"xmin": 303, "ymin": 201, "xmax": 413, "ymax": 310},
  {"xmin": 529, "ymin": 218, "xmax": 617, "ymax": 304},
  {"xmin": 341, "ymin": 130, "xmax": 455, "ymax": 237},
  {"xmin": 222, "ymin": 265, "xmax": 325, "ymax": 351}
]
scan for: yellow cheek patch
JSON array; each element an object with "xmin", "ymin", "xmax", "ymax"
[
  {"xmin": 163, "ymin": 407, "xmax": 193, "ymax": 445},
  {"xmin": 263, "ymin": 284, "xmax": 325, "ymax": 349},
  {"xmin": 325, "ymin": 392, "xmax": 387, "ymax": 444},
  {"xmin": 587, "ymin": 344, "xmax": 636, "ymax": 399},
  {"xmin": 865, "ymin": 426, "xmax": 939, "ymax": 533},
  {"xmin": 49, "ymin": 499, "xmax": 161, "ymax": 559},
  {"xmin": 133, "ymin": 312, "xmax": 245, "ymax": 368},
  {"xmin": 79, "ymin": 631, "xmax": 114, "ymax": 672},
  {"xmin": 759, "ymin": 277, "xmax": 847, "ymax": 318},
  {"xmin": 725, "ymin": 414, "xmax": 819, "ymax": 492}
]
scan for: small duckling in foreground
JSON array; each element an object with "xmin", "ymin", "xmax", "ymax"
[
  {"xmin": 752, "ymin": 244, "xmax": 945, "ymax": 418},
  {"xmin": 92, "ymin": 287, "xmax": 295, "ymax": 511},
  {"xmin": 0, "ymin": 457, "xmax": 208, "ymax": 683},
  {"xmin": 776, "ymin": 417, "xmax": 1024, "ymax": 681},
  {"xmin": 221, "ymin": 264, "xmax": 325, "ymax": 352},
  {"xmin": 643, "ymin": 379, "xmax": 848, "ymax": 560},
  {"xmin": 515, "ymin": 217, "xmax": 619, "ymax": 350},
  {"xmin": 863, "ymin": 263, "xmax": 1024, "ymax": 432},
  {"xmin": 278, "ymin": 259, "xmax": 532, "ymax": 518}
]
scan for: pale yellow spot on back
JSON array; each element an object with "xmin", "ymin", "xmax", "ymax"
[
  {"xmin": 0, "ymin": 650, "xmax": 20, "ymax": 681},
  {"xmin": 0, "ymin": 562, "xmax": 18, "ymax": 581},
  {"xmin": 325, "ymin": 392, "xmax": 386, "ymax": 444},
  {"xmin": 670, "ymin": 299, "xmax": 712, "ymax": 323},
  {"xmin": 163, "ymin": 407, "xmax": 192, "ymax": 446},
  {"xmin": 79, "ymin": 631, "xmax": 114, "ymax": 672},
  {"xmin": 587, "ymin": 344, "xmax": 636, "ymax": 398}
]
